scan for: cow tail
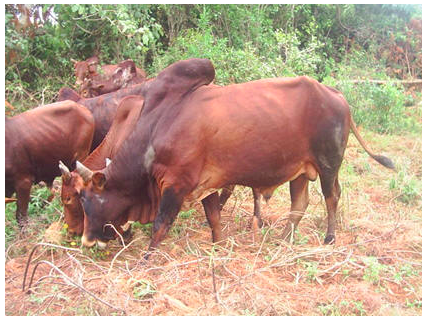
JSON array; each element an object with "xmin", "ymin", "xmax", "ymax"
[{"xmin": 349, "ymin": 114, "xmax": 395, "ymax": 170}]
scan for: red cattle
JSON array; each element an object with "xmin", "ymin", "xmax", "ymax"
[
  {"xmin": 5, "ymin": 101, "xmax": 95, "ymax": 226},
  {"xmin": 76, "ymin": 58, "xmax": 394, "ymax": 253},
  {"xmin": 58, "ymin": 93, "xmax": 245, "ymax": 237},
  {"xmin": 57, "ymin": 82, "xmax": 146, "ymax": 151},
  {"xmin": 59, "ymin": 95, "xmax": 145, "ymax": 235},
  {"xmin": 79, "ymin": 60, "xmax": 147, "ymax": 98}
]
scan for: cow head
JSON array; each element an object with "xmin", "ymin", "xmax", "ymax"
[
  {"xmin": 73, "ymin": 56, "xmax": 100, "ymax": 86},
  {"xmin": 79, "ymin": 79, "xmax": 99, "ymax": 98},
  {"xmin": 75, "ymin": 161, "xmax": 134, "ymax": 248},
  {"xmin": 59, "ymin": 161, "xmax": 85, "ymax": 235}
]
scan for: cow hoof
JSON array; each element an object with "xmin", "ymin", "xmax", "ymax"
[
  {"xmin": 17, "ymin": 219, "xmax": 28, "ymax": 231},
  {"xmin": 251, "ymin": 216, "xmax": 264, "ymax": 229},
  {"xmin": 324, "ymin": 235, "xmax": 335, "ymax": 245}
]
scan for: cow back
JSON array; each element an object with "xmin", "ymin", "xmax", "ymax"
[
  {"xmin": 5, "ymin": 101, "xmax": 94, "ymax": 186},
  {"xmin": 57, "ymin": 87, "xmax": 81, "ymax": 102},
  {"xmin": 75, "ymin": 82, "xmax": 147, "ymax": 150}
]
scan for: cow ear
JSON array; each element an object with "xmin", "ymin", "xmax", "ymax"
[{"xmin": 92, "ymin": 172, "xmax": 106, "ymax": 191}]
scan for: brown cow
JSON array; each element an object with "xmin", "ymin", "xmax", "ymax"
[
  {"xmin": 58, "ymin": 94, "xmax": 249, "ymax": 237},
  {"xmin": 76, "ymin": 58, "xmax": 394, "ymax": 253},
  {"xmin": 59, "ymin": 95, "xmax": 145, "ymax": 235},
  {"xmin": 5, "ymin": 101, "xmax": 95, "ymax": 226},
  {"xmin": 79, "ymin": 60, "xmax": 147, "ymax": 98},
  {"xmin": 56, "ymin": 82, "xmax": 147, "ymax": 151}
]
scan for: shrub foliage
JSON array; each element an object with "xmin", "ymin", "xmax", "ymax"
[{"xmin": 5, "ymin": 4, "xmax": 422, "ymax": 133}]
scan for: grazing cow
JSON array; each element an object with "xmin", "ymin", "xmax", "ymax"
[
  {"xmin": 58, "ymin": 94, "xmax": 246, "ymax": 237},
  {"xmin": 5, "ymin": 101, "xmax": 95, "ymax": 226},
  {"xmin": 59, "ymin": 95, "xmax": 145, "ymax": 235},
  {"xmin": 79, "ymin": 60, "xmax": 147, "ymax": 98},
  {"xmin": 57, "ymin": 82, "xmax": 147, "ymax": 151},
  {"xmin": 76, "ymin": 58, "xmax": 394, "ymax": 253}
]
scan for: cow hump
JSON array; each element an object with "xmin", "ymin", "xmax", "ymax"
[{"xmin": 143, "ymin": 58, "xmax": 215, "ymax": 112}]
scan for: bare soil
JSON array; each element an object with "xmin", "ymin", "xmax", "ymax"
[{"xmin": 4, "ymin": 130, "xmax": 422, "ymax": 316}]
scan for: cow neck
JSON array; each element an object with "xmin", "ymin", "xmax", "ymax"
[
  {"xmin": 105, "ymin": 124, "xmax": 150, "ymax": 193},
  {"xmin": 79, "ymin": 82, "xmax": 146, "ymax": 111}
]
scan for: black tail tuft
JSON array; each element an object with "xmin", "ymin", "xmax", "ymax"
[{"xmin": 372, "ymin": 155, "xmax": 396, "ymax": 170}]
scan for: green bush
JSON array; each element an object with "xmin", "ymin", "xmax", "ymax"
[
  {"xmin": 151, "ymin": 9, "xmax": 328, "ymax": 84},
  {"xmin": 324, "ymin": 75, "xmax": 419, "ymax": 135}
]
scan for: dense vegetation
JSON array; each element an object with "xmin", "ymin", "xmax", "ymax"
[{"xmin": 5, "ymin": 4, "xmax": 422, "ymax": 130}]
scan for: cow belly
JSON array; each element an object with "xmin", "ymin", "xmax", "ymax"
[
  {"xmin": 179, "ymin": 161, "xmax": 317, "ymax": 211},
  {"xmin": 180, "ymin": 166, "xmax": 224, "ymax": 210},
  {"xmin": 181, "ymin": 187, "xmax": 219, "ymax": 210}
]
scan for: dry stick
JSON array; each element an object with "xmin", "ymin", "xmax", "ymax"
[
  {"xmin": 27, "ymin": 260, "xmax": 126, "ymax": 314},
  {"xmin": 211, "ymin": 253, "xmax": 219, "ymax": 305},
  {"xmin": 317, "ymin": 249, "xmax": 353, "ymax": 278},
  {"xmin": 108, "ymin": 238, "xmax": 141, "ymax": 275},
  {"xmin": 33, "ymin": 293, "xmax": 57, "ymax": 316},
  {"xmin": 66, "ymin": 251, "xmax": 86, "ymax": 274},
  {"xmin": 32, "ymin": 275, "xmax": 70, "ymax": 288},
  {"xmin": 251, "ymin": 212, "xmax": 289, "ymax": 271},
  {"xmin": 22, "ymin": 242, "xmax": 80, "ymax": 291},
  {"xmin": 104, "ymin": 223, "xmax": 125, "ymax": 247},
  {"xmin": 189, "ymin": 238, "xmax": 209, "ymax": 311}
]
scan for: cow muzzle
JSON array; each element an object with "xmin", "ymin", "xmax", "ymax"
[{"xmin": 81, "ymin": 235, "xmax": 107, "ymax": 249}]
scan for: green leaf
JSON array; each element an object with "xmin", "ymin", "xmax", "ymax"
[{"xmin": 142, "ymin": 33, "xmax": 149, "ymax": 46}]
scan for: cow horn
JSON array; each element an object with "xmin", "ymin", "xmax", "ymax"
[
  {"xmin": 76, "ymin": 161, "xmax": 93, "ymax": 183},
  {"xmin": 5, "ymin": 197, "xmax": 17, "ymax": 204},
  {"xmin": 70, "ymin": 58, "xmax": 78, "ymax": 64},
  {"xmin": 59, "ymin": 160, "xmax": 71, "ymax": 183}
]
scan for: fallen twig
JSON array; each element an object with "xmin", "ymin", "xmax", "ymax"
[
  {"xmin": 28, "ymin": 260, "xmax": 126, "ymax": 314},
  {"xmin": 23, "ymin": 242, "xmax": 80, "ymax": 292}
]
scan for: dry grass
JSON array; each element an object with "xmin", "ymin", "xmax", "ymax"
[{"xmin": 5, "ymin": 130, "xmax": 422, "ymax": 316}]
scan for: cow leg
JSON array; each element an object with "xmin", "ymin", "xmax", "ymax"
[
  {"xmin": 219, "ymin": 185, "xmax": 235, "ymax": 211},
  {"xmin": 321, "ymin": 175, "xmax": 341, "ymax": 244},
  {"xmin": 148, "ymin": 187, "xmax": 184, "ymax": 252},
  {"xmin": 15, "ymin": 177, "xmax": 33, "ymax": 227},
  {"xmin": 281, "ymin": 174, "xmax": 309, "ymax": 243},
  {"xmin": 252, "ymin": 188, "xmax": 263, "ymax": 229},
  {"xmin": 202, "ymin": 192, "xmax": 223, "ymax": 243}
]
